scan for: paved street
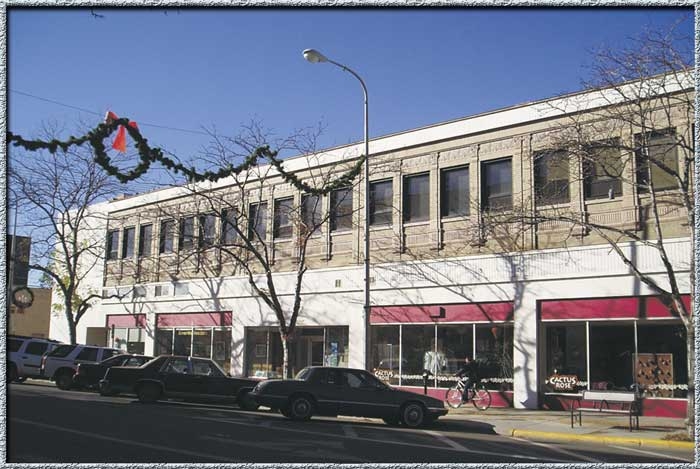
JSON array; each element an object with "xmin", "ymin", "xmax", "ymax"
[{"xmin": 7, "ymin": 382, "xmax": 693, "ymax": 464}]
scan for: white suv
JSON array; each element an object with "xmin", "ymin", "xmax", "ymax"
[
  {"xmin": 41, "ymin": 344, "xmax": 122, "ymax": 390},
  {"xmin": 8, "ymin": 335, "xmax": 62, "ymax": 383}
]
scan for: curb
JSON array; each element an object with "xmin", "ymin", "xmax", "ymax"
[{"xmin": 509, "ymin": 429, "xmax": 695, "ymax": 450}]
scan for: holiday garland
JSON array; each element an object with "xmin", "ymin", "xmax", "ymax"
[{"xmin": 7, "ymin": 117, "xmax": 365, "ymax": 195}]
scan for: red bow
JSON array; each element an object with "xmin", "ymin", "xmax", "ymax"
[{"xmin": 105, "ymin": 111, "xmax": 138, "ymax": 153}]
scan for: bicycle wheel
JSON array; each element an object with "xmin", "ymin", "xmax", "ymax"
[
  {"xmin": 471, "ymin": 384, "xmax": 492, "ymax": 411},
  {"xmin": 445, "ymin": 386, "xmax": 464, "ymax": 409}
]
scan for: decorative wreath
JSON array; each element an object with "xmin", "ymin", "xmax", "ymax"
[{"xmin": 12, "ymin": 287, "xmax": 34, "ymax": 309}]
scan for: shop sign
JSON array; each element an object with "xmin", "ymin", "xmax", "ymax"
[{"xmin": 547, "ymin": 374, "xmax": 578, "ymax": 391}]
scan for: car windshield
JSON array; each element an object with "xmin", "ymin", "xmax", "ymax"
[{"xmin": 294, "ymin": 367, "xmax": 313, "ymax": 380}]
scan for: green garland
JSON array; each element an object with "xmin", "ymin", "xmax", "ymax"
[{"xmin": 7, "ymin": 117, "xmax": 365, "ymax": 195}]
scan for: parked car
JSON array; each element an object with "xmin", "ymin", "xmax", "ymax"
[
  {"xmin": 73, "ymin": 354, "xmax": 154, "ymax": 390},
  {"xmin": 249, "ymin": 366, "xmax": 448, "ymax": 428},
  {"xmin": 41, "ymin": 344, "xmax": 123, "ymax": 390},
  {"xmin": 7, "ymin": 335, "xmax": 63, "ymax": 382},
  {"xmin": 99, "ymin": 355, "xmax": 260, "ymax": 410}
]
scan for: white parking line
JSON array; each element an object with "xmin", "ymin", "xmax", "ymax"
[
  {"xmin": 425, "ymin": 430, "xmax": 467, "ymax": 451},
  {"xmin": 511, "ymin": 437, "xmax": 603, "ymax": 463},
  {"xmin": 10, "ymin": 418, "xmax": 240, "ymax": 463},
  {"xmin": 608, "ymin": 445, "xmax": 694, "ymax": 462}
]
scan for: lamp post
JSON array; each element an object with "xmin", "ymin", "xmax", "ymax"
[{"xmin": 303, "ymin": 49, "xmax": 372, "ymax": 370}]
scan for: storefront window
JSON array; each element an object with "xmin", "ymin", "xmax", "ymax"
[
  {"xmin": 371, "ymin": 326, "xmax": 400, "ymax": 385},
  {"xmin": 401, "ymin": 325, "xmax": 436, "ymax": 387},
  {"xmin": 213, "ymin": 328, "xmax": 231, "ymax": 373},
  {"xmin": 324, "ymin": 327, "xmax": 349, "ymax": 368},
  {"xmin": 636, "ymin": 324, "xmax": 687, "ymax": 398},
  {"xmin": 113, "ymin": 328, "xmax": 128, "ymax": 352},
  {"xmin": 127, "ymin": 328, "xmax": 145, "ymax": 354},
  {"xmin": 545, "ymin": 324, "xmax": 587, "ymax": 393},
  {"xmin": 156, "ymin": 329, "xmax": 173, "ymax": 356},
  {"xmin": 476, "ymin": 325, "xmax": 513, "ymax": 390},
  {"xmin": 174, "ymin": 329, "xmax": 192, "ymax": 356},
  {"xmin": 437, "ymin": 324, "xmax": 472, "ymax": 387},
  {"xmin": 590, "ymin": 324, "xmax": 634, "ymax": 391},
  {"xmin": 192, "ymin": 328, "xmax": 212, "ymax": 358}
]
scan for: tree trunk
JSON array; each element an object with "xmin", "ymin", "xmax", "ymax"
[
  {"xmin": 65, "ymin": 303, "xmax": 77, "ymax": 345},
  {"xmin": 686, "ymin": 325, "xmax": 695, "ymax": 439},
  {"xmin": 282, "ymin": 335, "xmax": 289, "ymax": 379}
]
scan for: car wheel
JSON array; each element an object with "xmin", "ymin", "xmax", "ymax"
[
  {"xmin": 382, "ymin": 416, "xmax": 401, "ymax": 426},
  {"xmin": 138, "ymin": 383, "xmax": 161, "ymax": 403},
  {"xmin": 237, "ymin": 390, "xmax": 259, "ymax": 411},
  {"xmin": 401, "ymin": 402, "xmax": 426, "ymax": 428},
  {"xmin": 55, "ymin": 371, "xmax": 74, "ymax": 390},
  {"xmin": 288, "ymin": 395, "xmax": 314, "ymax": 421},
  {"xmin": 7, "ymin": 364, "xmax": 18, "ymax": 383}
]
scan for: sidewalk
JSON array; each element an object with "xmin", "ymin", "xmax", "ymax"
[{"xmin": 442, "ymin": 405, "xmax": 694, "ymax": 450}]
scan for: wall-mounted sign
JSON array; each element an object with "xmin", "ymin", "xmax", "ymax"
[{"xmin": 547, "ymin": 374, "xmax": 578, "ymax": 391}]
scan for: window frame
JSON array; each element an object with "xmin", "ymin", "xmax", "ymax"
[
  {"xmin": 481, "ymin": 157, "xmax": 513, "ymax": 212},
  {"xmin": 198, "ymin": 213, "xmax": 217, "ymax": 248},
  {"xmin": 273, "ymin": 197, "xmax": 294, "ymax": 240},
  {"xmin": 159, "ymin": 220, "xmax": 176, "ymax": 254},
  {"xmin": 138, "ymin": 224, "xmax": 152, "ymax": 258},
  {"xmin": 106, "ymin": 229, "xmax": 120, "ymax": 260},
  {"xmin": 583, "ymin": 141, "xmax": 623, "ymax": 200},
  {"xmin": 635, "ymin": 128, "xmax": 679, "ymax": 193},
  {"xmin": 534, "ymin": 150, "xmax": 570, "ymax": 206},
  {"xmin": 179, "ymin": 216, "xmax": 195, "ymax": 252},
  {"xmin": 330, "ymin": 187, "xmax": 353, "ymax": 232},
  {"xmin": 248, "ymin": 202, "xmax": 268, "ymax": 241},
  {"xmin": 122, "ymin": 226, "xmax": 135, "ymax": 259},
  {"xmin": 301, "ymin": 194, "xmax": 323, "ymax": 236}
]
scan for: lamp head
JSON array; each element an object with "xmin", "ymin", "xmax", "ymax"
[{"xmin": 303, "ymin": 49, "xmax": 328, "ymax": 64}]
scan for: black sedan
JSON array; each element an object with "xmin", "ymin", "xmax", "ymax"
[
  {"xmin": 73, "ymin": 354, "xmax": 153, "ymax": 390},
  {"xmin": 249, "ymin": 366, "xmax": 448, "ymax": 428},
  {"xmin": 99, "ymin": 355, "xmax": 260, "ymax": 410}
]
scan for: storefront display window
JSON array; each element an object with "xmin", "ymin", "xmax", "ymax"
[
  {"xmin": 192, "ymin": 328, "xmax": 212, "ymax": 358},
  {"xmin": 636, "ymin": 324, "xmax": 687, "ymax": 398},
  {"xmin": 174, "ymin": 329, "xmax": 192, "ymax": 356},
  {"xmin": 244, "ymin": 326, "xmax": 348, "ymax": 379},
  {"xmin": 156, "ymin": 329, "xmax": 173, "ymax": 356},
  {"xmin": 545, "ymin": 324, "xmax": 587, "ymax": 393},
  {"xmin": 475, "ymin": 325, "xmax": 513, "ymax": 390},
  {"xmin": 112, "ymin": 327, "xmax": 144, "ymax": 354},
  {"xmin": 371, "ymin": 326, "xmax": 400, "ymax": 385},
  {"xmin": 401, "ymin": 325, "xmax": 437, "ymax": 387},
  {"xmin": 437, "ymin": 324, "xmax": 472, "ymax": 387},
  {"xmin": 590, "ymin": 324, "xmax": 634, "ymax": 391}
]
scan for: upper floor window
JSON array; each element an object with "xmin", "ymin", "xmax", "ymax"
[
  {"xmin": 330, "ymin": 187, "xmax": 353, "ymax": 232},
  {"xmin": 199, "ymin": 213, "xmax": 217, "ymax": 248},
  {"xmin": 179, "ymin": 216, "xmax": 195, "ymax": 251},
  {"xmin": 583, "ymin": 141, "xmax": 623, "ymax": 200},
  {"xmin": 481, "ymin": 158, "xmax": 512, "ymax": 211},
  {"xmin": 403, "ymin": 173, "xmax": 430, "ymax": 223},
  {"xmin": 106, "ymin": 229, "xmax": 119, "ymax": 260},
  {"xmin": 122, "ymin": 227, "xmax": 135, "ymax": 259},
  {"xmin": 273, "ymin": 198, "xmax": 294, "ymax": 239},
  {"xmin": 248, "ymin": 202, "xmax": 268, "ymax": 241},
  {"xmin": 159, "ymin": 220, "xmax": 176, "ymax": 254},
  {"xmin": 138, "ymin": 224, "xmax": 152, "ymax": 258},
  {"xmin": 441, "ymin": 165, "xmax": 469, "ymax": 217},
  {"xmin": 221, "ymin": 208, "xmax": 238, "ymax": 245},
  {"xmin": 635, "ymin": 129, "xmax": 679, "ymax": 193},
  {"xmin": 301, "ymin": 194, "xmax": 322, "ymax": 235},
  {"xmin": 370, "ymin": 179, "xmax": 393, "ymax": 226},
  {"xmin": 534, "ymin": 150, "xmax": 570, "ymax": 205}
]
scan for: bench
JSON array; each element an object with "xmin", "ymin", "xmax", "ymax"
[{"xmin": 570, "ymin": 390, "xmax": 640, "ymax": 431}]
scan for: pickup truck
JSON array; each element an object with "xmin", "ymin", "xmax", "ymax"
[{"xmin": 100, "ymin": 355, "xmax": 260, "ymax": 410}]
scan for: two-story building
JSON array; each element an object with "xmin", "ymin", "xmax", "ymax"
[{"xmin": 50, "ymin": 72, "xmax": 693, "ymax": 416}]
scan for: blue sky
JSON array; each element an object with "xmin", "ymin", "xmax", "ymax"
[{"xmin": 9, "ymin": 8, "xmax": 692, "ymax": 167}]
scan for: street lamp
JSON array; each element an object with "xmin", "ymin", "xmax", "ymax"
[{"xmin": 303, "ymin": 48, "xmax": 372, "ymax": 370}]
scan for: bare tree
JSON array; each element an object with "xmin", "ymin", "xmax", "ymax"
[
  {"xmin": 9, "ymin": 134, "xmax": 133, "ymax": 344},
  {"xmin": 498, "ymin": 24, "xmax": 695, "ymax": 437}
]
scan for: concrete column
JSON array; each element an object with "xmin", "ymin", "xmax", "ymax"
[{"xmin": 512, "ymin": 288, "xmax": 539, "ymax": 409}]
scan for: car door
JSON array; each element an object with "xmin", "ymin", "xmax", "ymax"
[
  {"xmin": 191, "ymin": 358, "xmax": 232, "ymax": 401},
  {"xmin": 311, "ymin": 368, "xmax": 342, "ymax": 416},
  {"xmin": 339, "ymin": 369, "xmax": 396, "ymax": 418},
  {"xmin": 21, "ymin": 341, "xmax": 50, "ymax": 377},
  {"xmin": 158, "ymin": 357, "xmax": 197, "ymax": 399}
]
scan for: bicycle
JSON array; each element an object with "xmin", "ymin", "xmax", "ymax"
[{"xmin": 445, "ymin": 376, "xmax": 492, "ymax": 410}]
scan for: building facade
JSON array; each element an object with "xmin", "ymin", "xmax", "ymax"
[{"xmin": 50, "ymin": 73, "xmax": 693, "ymax": 416}]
